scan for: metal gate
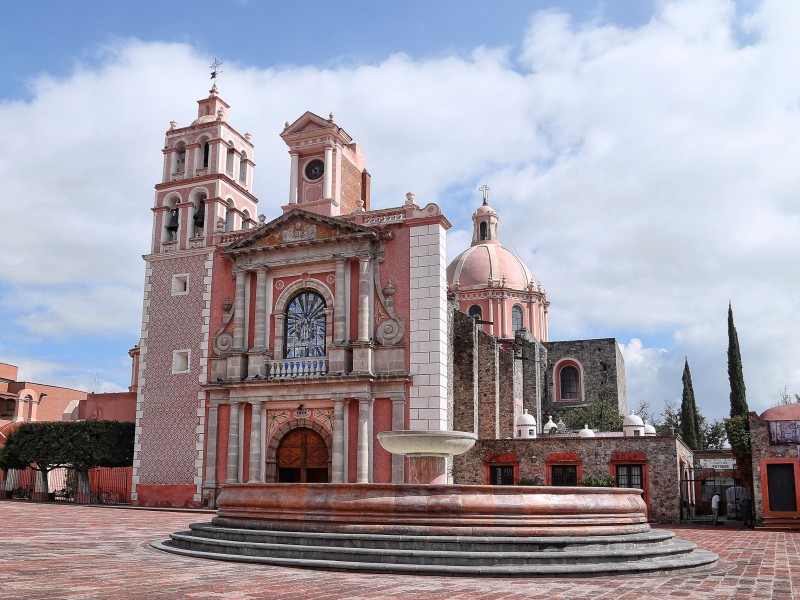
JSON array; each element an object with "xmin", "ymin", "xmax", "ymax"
[{"xmin": 680, "ymin": 467, "xmax": 746, "ymax": 522}]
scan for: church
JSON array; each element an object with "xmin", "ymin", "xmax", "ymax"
[{"xmin": 131, "ymin": 87, "xmax": 626, "ymax": 508}]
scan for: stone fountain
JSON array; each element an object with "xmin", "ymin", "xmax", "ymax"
[{"xmin": 152, "ymin": 429, "xmax": 717, "ymax": 576}]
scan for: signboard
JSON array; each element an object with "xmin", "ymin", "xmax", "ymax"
[{"xmin": 698, "ymin": 458, "xmax": 735, "ymax": 470}]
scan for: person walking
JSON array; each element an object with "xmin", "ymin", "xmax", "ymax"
[{"xmin": 711, "ymin": 492, "xmax": 722, "ymax": 526}]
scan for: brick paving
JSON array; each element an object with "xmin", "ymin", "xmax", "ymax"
[{"xmin": 1, "ymin": 502, "xmax": 798, "ymax": 599}]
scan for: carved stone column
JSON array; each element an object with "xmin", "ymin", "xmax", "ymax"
[
  {"xmin": 232, "ymin": 270, "xmax": 247, "ymax": 351},
  {"xmin": 248, "ymin": 266, "xmax": 269, "ymax": 377},
  {"xmin": 289, "ymin": 153, "xmax": 299, "ymax": 204},
  {"xmin": 356, "ymin": 397, "xmax": 373, "ymax": 483},
  {"xmin": 353, "ymin": 256, "xmax": 374, "ymax": 373},
  {"xmin": 323, "ymin": 146, "xmax": 333, "ymax": 199},
  {"xmin": 204, "ymin": 404, "xmax": 219, "ymax": 487},
  {"xmin": 228, "ymin": 269, "xmax": 248, "ymax": 379},
  {"xmin": 333, "ymin": 257, "xmax": 346, "ymax": 343},
  {"xmin": 248, "ymin": 402, "xmax": 263, "ymax": 483},
  {"xmin": 390, "ymin": 395, "xmax": 406, "ymax": 483},
  {"xmin": 253, "ymin": 267, "xmax": 268, "ymax": 350},
  {"xmin": 226, "ymin": 403, "xmax": 240, "ymax": 483},
  {"xmin": 332, "ymin": 398, "xmax": 346, "ymax": 483}
]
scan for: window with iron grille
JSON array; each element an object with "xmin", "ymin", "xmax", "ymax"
[
  {"xmin": 490, "ymin": 466, "xmax": 515, "ymax": 485},
  {"xmin": 559, "ymin": 365, "xmax": 579, "ymax": 399},
  {"xmin": 550, "ymin": 465, "xmax": 577, "ymax": 486},
  {"xmin": 616, "ymin": 465, "xmax": 643, "ymax": 489}
]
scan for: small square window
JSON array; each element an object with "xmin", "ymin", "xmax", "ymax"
[
  {"xmin": 172, "ymin": 350, "xmax": 190, "ymax": 374},
  {"xmin": 171, "ymin": 274, "xmax": 189, "ymax": 295}
]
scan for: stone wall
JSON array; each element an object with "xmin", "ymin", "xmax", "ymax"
[
  {"xmin": 542, "ymin": 338, "xmax": 627, "ymax": 418},
  {"xmin": 453, "ymin": 435, "xmax": 690, "ymax": 523}
]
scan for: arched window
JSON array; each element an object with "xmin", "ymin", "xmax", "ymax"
[
  {"xmin": 239, "ymin": 151, "xmax": 248, "ymax": 184},
  {"xmin": 512, "ymin": 304, "xmax": 524, "ymax": 332},
  {"xmin": 202, "ymin": 142, "xmax": 210, "ymax": 168},
  {"xmin": 173, "ymin": 142, "xmax": 186, "ymax": 175},
  {"xmin": 163, "ymin": 196, "xmax": 180, "ymax": 242},
  {"xmin": 559, "ymin": 366, "xmax": 579, "ymax": 400},
  {"xmin": 242, "ymin": 209, "xmax": 251, "ymax": 230},
  {"xmin": 226, "ymin": 145, "xmax": 235, "ymax": 174},
  {"xmin": 468, "ymin": 304, "xmax": 482, "ymax": 320},
  {"xmin": 192, "ymin": 193, "xmax": 207, "ymax": 237},
  {"xmin": 285, "ymin": 291, "xmax": 327, "ymax": 358},
  {"xmin": 479, "ymin": 222, "xmax": 488, "ymax": 241}
]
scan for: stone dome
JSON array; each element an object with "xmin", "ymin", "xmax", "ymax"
[
  {"xmin": 578, "ymin": 424, "xmax": 595, "ymax": 438},
  {"xmin": 447, "ymin": 244, "xmax": 535, "ymax": 291}
]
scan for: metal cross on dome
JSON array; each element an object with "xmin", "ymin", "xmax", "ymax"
[
  {"xmin": 479, "ymin": 184, "xmax": 490, "ymax": 205},
  {"xmin": 210, "ymin": 58, "xmax": 223, "ymax": 88}
]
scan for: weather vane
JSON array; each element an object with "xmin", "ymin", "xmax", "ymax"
[
  {"xmin": 210, "ymin": 58, "xmax": 223, "ymax": 89},
  {"xmin": 479, "ymin": 184, "xmax": 490, "ymax": 206}
]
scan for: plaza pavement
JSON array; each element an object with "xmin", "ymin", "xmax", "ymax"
[{"xmin": 1, "ymin": 501, "xmax": 798, "ymax": 599}]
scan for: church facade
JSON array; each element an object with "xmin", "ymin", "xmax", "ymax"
[{"xmin": 131, "ymin": 89, "xmax": 627, "ymax": 508}]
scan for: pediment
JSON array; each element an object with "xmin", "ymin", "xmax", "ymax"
[
  {"xmin": 281, "ymin": 111, "xmax": 353, "ymax": 144},
  {"xmin": 283, "ymin": 112, "xmax": 331, "ymax": 136},
  {"xmin": 225, "ymin": 208, "xmax": 377, "ymax": 253}
]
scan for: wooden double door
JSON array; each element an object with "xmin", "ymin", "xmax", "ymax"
[{"xmin": 276, "ymin": 427, "xmax": 330, "ymax": 483}]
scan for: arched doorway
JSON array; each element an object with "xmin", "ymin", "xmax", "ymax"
[{"xmin": 276, "ymin": 427, "xmax": 329, "ymax": 483}]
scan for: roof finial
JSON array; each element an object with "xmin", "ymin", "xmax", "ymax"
[
  {"xmin": 479, "ymin": 184, "xmax": 490, "ymax": 206},
  {"xmin": 209, "ymin": 58, "xmax": 223, "ymax": 91}
]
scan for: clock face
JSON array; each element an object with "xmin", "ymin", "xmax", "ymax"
[{"xmin": 305, "ymin": 159, "xmax": 324, "ymax": 181}]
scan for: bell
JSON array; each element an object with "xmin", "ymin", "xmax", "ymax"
[
  {"xmin": 165, "ymin": 208, "xmax": 179, "ymax": 232},
  {"xmin": 193, "ymin": 200, "xmax": 205, "ymax": 228}
]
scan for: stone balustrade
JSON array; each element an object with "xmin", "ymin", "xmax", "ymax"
[{"xmin": 266, "ymin": 357, "xmax": 328, "ymax": 379}]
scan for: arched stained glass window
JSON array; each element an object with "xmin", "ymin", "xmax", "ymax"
[{"xmin": 285, "ymin": 291, "xmax": 327, "ymax": 358}]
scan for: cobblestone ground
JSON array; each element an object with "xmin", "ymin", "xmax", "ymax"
[{"xmin": 1, "ymin": 502, "xmax": 798, "ymax": 599}]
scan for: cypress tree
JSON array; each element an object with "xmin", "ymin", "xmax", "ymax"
[
  {"xmin": 728, "ymin": 302, "xmax": 749, "ymax": 417},
  {"xmin": 680, "ymin": 357, "xmax": 702, "ymax": 449}
]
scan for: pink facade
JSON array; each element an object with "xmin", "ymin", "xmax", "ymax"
[{"xmin": 133, "ymin": 90, "xmax": 451, "ymax": 507}]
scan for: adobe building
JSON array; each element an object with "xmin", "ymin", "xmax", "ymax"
[
  {"xmin": 0, "ymin": 362, "xmax": 88, "ymax": 435},
  {"xmin": 132, "ymin": 87, "xmax": 632, "ymax": 508}
]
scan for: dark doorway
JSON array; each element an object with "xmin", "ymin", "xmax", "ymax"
[
  {"xmin": 767, "ymin": 463, "xmax": 797, "ymax": 512},
  {"xmin": 277, "ymin": 427, "xmax": 329, "ymax": 483}
]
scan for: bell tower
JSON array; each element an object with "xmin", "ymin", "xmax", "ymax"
[
  {"xmin": 280, "ymin": 111, "xmax": 370, "ymax": 217},
  {"xmin": 152, "ymin": 87, "xmax": 258, "ymax": 253},
  {"xmin": 134, "ymin": 83, "xmax": 260, "ymax": 507}
]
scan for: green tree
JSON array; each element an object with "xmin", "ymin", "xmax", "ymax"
[
  {"xmin": 564, "ymin": 395, "xmax": 623, "ymax": 431},
  {"xmin": 701, "ymin": 418, "xmax": 728, "ymax": 450},
  {"xmin": 679, "ymin": 358, "xmax": 704, "ymax": 450},
  {"xmin": 727, "ymin": 302, "xmax": 749, "ymax": 417},
  {"xmin": 0, "ymin": 420, "xmax": 134, "ymax": 500}
]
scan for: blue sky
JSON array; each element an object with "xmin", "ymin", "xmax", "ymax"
[{"xmin": 1, "ymin": 0, "xmax": 798, "ymax": 424}]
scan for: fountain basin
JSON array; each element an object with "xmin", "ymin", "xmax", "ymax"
[
  {"xmin": 211, "ymin": 482, "xmax": 649, "ymax": 537},
  {"xmin": 377, "ymin": 430, "xmax": 477, "ymax": 457}
]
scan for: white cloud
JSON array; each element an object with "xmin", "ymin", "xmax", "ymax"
[{"xmin": 1, "ymin": 1, "xmax": 800, "ymax": 419}]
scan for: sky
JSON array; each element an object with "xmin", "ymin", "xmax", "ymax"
[{"xmin": 1, "ymin": 0, "xmax": 798, "ymax": 425}]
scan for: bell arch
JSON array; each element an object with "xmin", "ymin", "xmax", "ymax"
[{"xmin": 265, "ymin": 418, "xmax": 332, "ymax": 483}]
